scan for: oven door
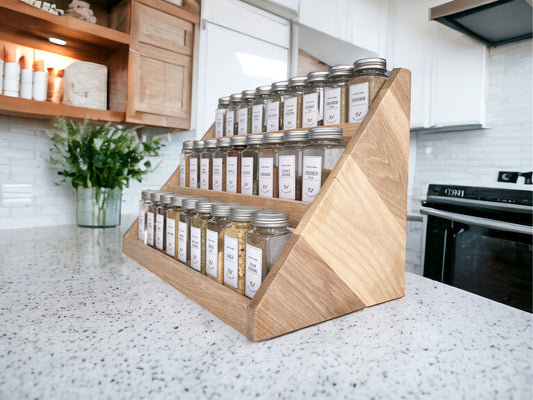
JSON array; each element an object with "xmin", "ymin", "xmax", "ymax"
[{"xmin": 421, "ymin": 207, "xmax": 532, "ymax": 313}]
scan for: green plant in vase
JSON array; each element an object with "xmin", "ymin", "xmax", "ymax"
[{"xmin": 48, "ymin": 117, "xmax": 163, "ymax": 227}]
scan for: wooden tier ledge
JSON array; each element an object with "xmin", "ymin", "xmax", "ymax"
[{"xmin": 124, "ymin": 68, "xmax": 412, "ymax": 341}]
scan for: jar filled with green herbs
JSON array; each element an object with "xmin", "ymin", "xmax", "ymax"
[
  {"xmin": 166, "ymin": 194, "xmax": 187, "ymax": 259},
  {"xmin": 226, "ymin": 93, "xmax": 242, "ymax": 137},
  {"xmin": 258, "ymin": 132, "xmax": 284, "ymax": 198},
  {"xmin": 215, "ymin": 96, "xmax": 230, "ymax": 138},
  {"xmin": 266, "ymin": 80, "xmax": 288, "ymax": 132},
  {"xmin": 190, "ymin": 200, "xmax": 220, "ymax": 275},
  {"xmin": 178, "ymin": 197, "xmax": 207, "ymax": 265},
  {"xmin": 349, "ymin": 57, "xmax": 388, "ymax": 123},
  {"xmin": 283, "ymin": 76, "xmax": 307, "ymax": 130},
  {"xmin": 200, "ymin": 139, "xmax": 217, "ymax": 190},
  {"xmin": 238, "ymin": 90, "xmax": 255, "ymax": 135},
  {"xmin": 252, "ymin": 86, "xmax": 271, "ymax": 134},
  {"xmin": 302, "ymin": 71, "xmax": 329, "ymax": 128},
  {"xmin": 245, "ymin": 210, "xmax": 292, "ymax": 299},
  {"xmin": 212, "ymin": 137, "xmax": 231, "ymax": 192},
  {"xmin": 324, "ymin": 65, "xmax": 354, "ymax": 125},
  {"xmin": 189, "ymin": 140, "xmax": 205, "ymax": 188},
  {"xmin": 180, "ymin": 140, "xmax": 193, "ymax": 187},
  {"xmin": 226, "ymin": 135, "xmax": 246, "ymax": 193},
  {"xmin": 278, "ymin": 130, "xmax": 309, "ymax": 200},
  {"xmin": 240, "ymin": 134, "xmax": 264, "ymax": 195}
]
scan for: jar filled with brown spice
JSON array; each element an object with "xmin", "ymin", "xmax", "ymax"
[
  {"xmin": 258, "ymin": 132, "xmax": 284, "ymax": 198},
  {"xmin": 349, "ymin": 57, "xmax": 388, "ymax": 123},
  {"xmin": 225, "ymin": 135, "xmax": 246, "ymax": 193},
  {"xmin": 240, "ymin": 134, "xmax": 264, "ymax": 195},
  {"xmin": 302, "ymin": 71, "xmax": 329, "ymax": 128},
  {"xmin": 283, "ymin": 76, "xmax": 307, "ymax": 130},
  {"xmin": 212, "ymin": 137, "xmax": 231, "ymax": 192},
  {"xmin": 277, "ymin": 130, "xmax": 309, "ymax": 200},
  {"xmin": 324, "ymin": 65, "xmax": 354, "ymax": 126},
  {"xmin": 200, "ymin": 139, "xmax": 217, "ymax": 190}
]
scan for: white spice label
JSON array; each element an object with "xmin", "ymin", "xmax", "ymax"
[
  {"xmin": 166, "ymin": 218, "xmax": 176, "ymax": 257},
  {"xmin": 283, "ymin": 96, "xmax": 298, "ymax": 129},
  {"xmin": 349, "ymin": 82, "xmax": 369, "ymax": 123},
  {"xmin": 190, "ymin": 226, "xmax": 201, "ymax": 271},
  {"xmin": 252, "ymin": 104, "xmax": 263, "ymax": 133},
  {"xmin": 245, "ymin": 244, "xmax": 263, "ymax": 299},
  {"xmin": 259, "ymin": 157, "xmax": 274, "ymax": 198},
  {"xmin": 146, "ymin": 211, "xmax": 155, "ymax": 246},
  {"xmin": 155, "ymin": 214, "xmax": 165, "ymax": 250},
  {"xmin": 212, "ymin": 158, "xmax": 223, "ymax": 191},
  {"xmin": 189, "ymin": 158, "xmax": 198, "ymax": 188},
  {"xmin": 238, "ymin": 108, "xmax": 248, "ymax": 135},
  {"xmin": 241, "ymin": 157, "xmax": 254, "ymax": 195},
  {"xmin": 200, "ymin": 158, "xmax": 210, "ymax": 189},
  {"xmin": 324, "ymin": 87, "xmax": 341, "ymax": 125},
  {"xmin": 215, "ymin": 109, "xmax": 224, "ymax": 137},
  {"xmin": 206, "ymin": 229, "xmax": 218, "ymax": 278},
  {"xmin": 266, "ymin": 102, "xmax": 279, "ymax": 131},
  {"xmin": 177, "ymin": 221, "xmax": 188, "ymax": 262},
  {"xmin": 225, "ymin": 110, "xmax": 234, "ymax": 136},
  {"xmin": 226, "ymin": 156, "xmax": 238, "ymax": 193},
  {"xmin": 278, "ymin": 154, "xmax": 296, "ymax": 200},
  {"xmin": 138, "ymin": 211, "xmax": 145, "ymax": 242},
  {"xmin": 302, "ymin": 92, "xmax": 318, "ymax": 128},
  {"xmin": 180, "ymin": 162, "xmax": 186, "ymax": 187},
  {"xmin": 224, "ymin": 235, "xmax": 239, "ymax": 288},
  {"xmin": 302, "ymin": 155, "xmax": 323, "ymax": 203}
]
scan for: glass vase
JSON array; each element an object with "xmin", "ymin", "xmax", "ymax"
[{"xmin": 76, "ymin": 187, "xmax": 122, "ymax": 228}]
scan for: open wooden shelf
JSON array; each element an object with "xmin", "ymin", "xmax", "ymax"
[{"xmin": 124, "ymin": 68, "xmax": 412, "ymax": 341}]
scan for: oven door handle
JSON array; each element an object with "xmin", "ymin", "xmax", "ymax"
[{"xmin": 420, "ymin": 207, "xmax": 533, "ymax": 235}]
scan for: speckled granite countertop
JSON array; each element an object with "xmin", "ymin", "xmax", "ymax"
[{"xmin": 0, "ymin": 222, "xmax": 531, "ymax": 399}]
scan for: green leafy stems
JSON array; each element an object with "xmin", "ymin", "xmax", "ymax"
[{"xmin": 48, "ymin": 117, "xmax": 164, "ymax": 190}]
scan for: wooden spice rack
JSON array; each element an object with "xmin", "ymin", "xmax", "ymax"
[{"xmin": 123, "ymin": 68, "xmax": 411, "ymax": 341}]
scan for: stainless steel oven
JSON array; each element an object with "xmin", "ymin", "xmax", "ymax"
[{"xmin": 421, "ymin": 184, "xmax": 532, "ymax": 312}]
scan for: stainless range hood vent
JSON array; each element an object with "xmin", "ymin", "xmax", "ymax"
[{"xmin": 430, "ymin": 0, "xmax": 533, "ymax": 46}]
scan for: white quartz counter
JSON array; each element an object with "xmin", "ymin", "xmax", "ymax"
[{"xmin": 0, "ymin": 222, "xmax": 531, "ymax": 399}]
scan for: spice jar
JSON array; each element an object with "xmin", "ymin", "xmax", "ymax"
[
  {"xmin": 166, "ymin": 194, "xmax": 187, "ymax": 259},
  {"xmin": 302, "ymin": 127, "xmax": 345, "ymax": 203},
  {"xmin": 238, "ymin": 90, "xmax": 255, "ymax": 135},
  {"xmin": 224, "ymin": 205, "xmax": 263, "ymax": 295},
  {"xmin": 266, "ymin": 80, "xmax": 288, "ymax": 132},
  {"xmin": 349, "ymin": 57, "xmax": 388, "ymax": 123},
  {"xmin": 258, "ymin": 132, "xmax": 284, "ymax": 198},
  {"xmin": 213, "ymin": 137, "xmax": 230, "ymax": 192},
  {"xmin": 252, "ymin": 86, "xmax": 271, "ymax": 134},
  {"xmin": 205, "ymin": 202, "xmax": 241, "ymax": 283},
  {"xmin": 241, "ymin": 134, "xmax": 264, "ymax": 195},
  {"xmin": 225, "ymin": 135, "xmax": 246, "ymax": 193},
  {"xmin": 146, "ymin": 191, "xmax": 162, "ymax": 247},
  {"xmin": 155, "ymin": 193, "xmax": 172, "ymax": 252},
  {"xmin": 190, "ymin": 200, "xmax": 219, "ymax": 274},
  {"xmin": 200, "ymin": 139, "xmax": 217, "ymax": 190},
  {"xmin": 189, "ymin": 140, "xmax": 205, "ymax": 188},
  {"xmin": 177, "ymin": 197, "xmax": 207, "ymax": 265},
  {"xmin": 225, "ymin": 93, "xmax": 242, "ymax": 136},
  {"xmin": 283, "ymin": 76, "xmax": 307, "ymax": 130},
  {"xmin": 138, "ymin": 189, "xmax": 153, "ymax": 243},
  {"xmin": 215, "ymin": 96, "xmax": 230, "ymax": 138},
  {"xmin": 180, "ymin": 140, "xmax": 193, "ymax": 187},
  {"xmin": 324, "ymin": 65, "xmax": 354, "ymax": 125},
  {"xmin": 245, "ymin": 210, "xmax": 292, "ymax": 298},
  {"xmin": 278, "ymin": 130, "xmax": 309, "ymax": 200},
  {"xmin": 302, "ymin": 71, "xmax": 329, "ymax": 128}
]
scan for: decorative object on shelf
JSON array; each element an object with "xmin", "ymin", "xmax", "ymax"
[
  {"xmin": 48, "ymin": 117, "xmax": 164, "ymax": 227},
  {"xmin": 66, "ymin": 0, "xmax": 96, "ymax": 23},
  {"xmin": 47, "ymin": 68, "xmax": 64, "ymax": 103},
  {"xmin": 63, "ymin": 61, "xmax": 107, "ymax": 110},
  {"xmin": 32, "ymin": 59, "xmax": 48, "ymax": 101}
]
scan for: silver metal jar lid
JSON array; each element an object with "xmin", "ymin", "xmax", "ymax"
[
  {"xmin": 246, "ymin": 134, "xmax": 264, "ymax": 145},
  {"xmin": 288, "ymin": 76, "xmax": 307, "ymax": 88},
  {"xmin": 230, "ymin": 206, "xmax": 263, "ymax": 222},
  {"xmin": 306, "ymin": 71, "xmax": 329, "ymax": 83},
  {"xmin": 218, "ymin": 96, "xmax": 231, "ymax": 107},
  {"xmin": 263, "ymin": 132, "xmax": 285, "ymax": 144},
  {"xmin": 328, "ymin": 65, "xmax": 355, "ymax": 79},
  {"xmin": 271, "ymin": 80, "xmax": 289, "ymax": 91},
  {"xmin": 308, "ymin": 127, "xmax": 344, "ymax": 140},
  {"xmin": 141, "ymin": 190, "xmax": 153, "ymax": 200},
  {"xmin": 170, "ymin": 194, "xmax": 188, "ymax": 207},
  {"xmin": 216, "ymin": 137, "xmax": 231, "ymax": 147},
  {"xmin": 193, "ymin": 140, "xmax": 205, "ymax": 150},
  {"xmin": 211, "ymin": 203, "xmax": 241, "ymax": 217},
  {"xmin": 230, "ymin": 136, "xmax": 246, "ymax": 146},
  {"xmin": 251, "ymin": 210, "xmax": 289, "ymax": 228},
  {"xmin": 160, "ymin": 193, "xmax": 172, "ymax": 205},
  {"xmin": 256, "ymin": 86, "xmax": 271, "ymax": 95},
  {"xmin": 284, "ymin": 130, "xmax": 309, "ymax": 142},
  {"xmin": 353, "ymin": 57, "xmax": 387, "ymax": 73},
  {"xmin": 182, "ymin": 197, "xmax": 208, "ymax": 211},
  {"xmin": 204, "ymin": 139, "xmax": 218, "ymax": 149},
  {"xmin": 230, "ymin": 93, "xmax": 242, "ymax": 102},
  {"xmin": 241, "ymin": 90, "xmax": 256, "ymax": 99},
  {"xmin": 182, "ymin": 140, "xmax": 194, "ymax": 150},
  {"xmin": 196, "ymin": 200, "xmax": 218, "ymax": 214},
  {"xmin": 150, "ymin": 191, "xmax": 162, "ymax": 202}
]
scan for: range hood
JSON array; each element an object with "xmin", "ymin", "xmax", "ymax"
[{"xmin": 430, "ymin": 0, "xmax": 533, "ymax": 46}]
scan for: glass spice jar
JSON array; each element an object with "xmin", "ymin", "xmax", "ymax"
[
  {"xmin": 302, "ymin": 127, "xmax": 345, "ymax": 203},
  {"xmin": 189, "ymin": 140, "xmax": 205, "ymax": 188},
  {"xmin": 166, "ymin": 194, "xmax": 187, "ymax": 259},
  {"xmin": 138, "ymin": 189, "xmax": 153, "ymax": 243},
  {"xmin": 266, "ymin": 80, "xmax": 288, "ymax": 132},
  {"xmin": 146, "ymin": 191, "xmax": 162, "ymax": 248},
  {"xmin": 190, "ymin": 200, "xmax": 220, "ymax": 274},
  {"xmin": 205, "ymin": 202, "xmax": 241, "ymax": 283},
  {"xmin": 155, "ymin": 193, "xmax": 172, "ymax": 252},
  {"xmin": 180, "ymin": 140, "xmax": 193, "ymax": 187},
  {"xmin": 251, "ymin": 86, "xmax": 271, "ymax": 134},
  {"xmin": 283, "ymin": 76, "xmax": 307, "ymax": 130},
  {"xmin": 349, "ymin": 57, "xmax": 388, "ymax": 123},
  {"xmin": 278, "ymin": 130, "xmax": 309, "ymax": 200},
  {"xmin": 324, "ymin": 65, "xmax": 354, "ymax": 126},
  {"xmin": 258, "ymin": 131, "xmax": 284, "ymax": 198},
  {"xmin": 224, "ymin": 205, "xmax": 263, "ymax": 295},
  {"xmin": 302, "ymin": 71, "xmax": 329, "ymax": 128},
  {"xmin": 177, "ymin": 197, "xmax": 207, "ymax": 265},
  {"xmin": 200, "ymin": 139, "xmax": 217, "ymax": 190},
  {"xmin": 225, "ymin": 135, "xmax": 246, "ymax": 193},
  {"xmin": 245, "ymin": 210, "xmax": 292, "ymax": 299},
  {"xmin": 215, "ymin": 96, "xmax": 230, "ymax": 138},
  {"xmin": 225, "ymin": 93, "xmax": 242, "ymax": 137},
  {"xmin": 238, "ymin": 90, "xmax": 255, "ymax": 135},
  {"xmin": 212, "ymin": 137, "xmax": 231, "ymax": 192},
  {"xmin": 240, "ymin": 134, "xmax": 264, "ymax": 195}
]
